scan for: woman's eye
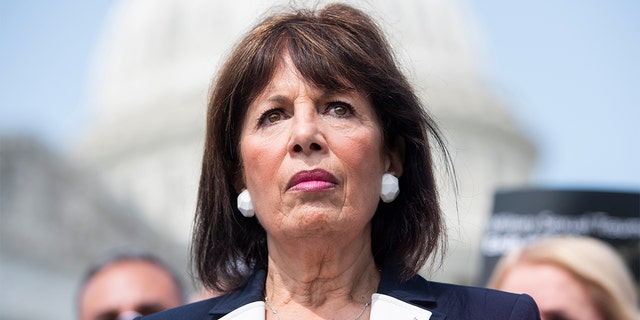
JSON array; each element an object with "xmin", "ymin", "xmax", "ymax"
[
  {"xmin": 326, "ymin": 102, "xmax": 353, "ymax": 117},
  {"xmin": 267, "ymin": 112, "xmax": 281, "ymax": 123},
  {"xmin": 258, "ymin": 109, "xmax": 285, "ymax": 126}
]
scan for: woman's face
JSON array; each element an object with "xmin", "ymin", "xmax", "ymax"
[
  {"xmin": 239, "ymin": 54, "xmax": 400, "ymax": 242},
  {"xmin": 497, "ymin": 262, "xmax": 602, "ymax": 320}
]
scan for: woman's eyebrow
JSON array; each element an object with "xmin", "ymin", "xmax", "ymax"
[
  {"xmin": 265, "ymin": 95, "xmax": 289, "ymax": 104},
  {"xmin": 263, "ymin": 90, "xmax": 353, "ymax": 104}
]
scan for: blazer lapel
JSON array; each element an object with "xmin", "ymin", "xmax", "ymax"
[
  {"xmin": 376, "ymin": 258, "xmax": 446, "ymax": 319},
  {"xmin": 219, "ymin": 301, "xmax": 265, "ymax": 320},
  {"xmin": 370, "ymin": 293, "xmax": 432, "ymax": 320},
  {"xmin": 208, "ymin": 270, "xmax": 267, "ymax": 319},
  {"xmin": 218, "ymin": 294, "xmax": 434, "ymax": 320},
  {"xmin": 210, "ymin": 260, "xmax": 449, "ymax": 320}
]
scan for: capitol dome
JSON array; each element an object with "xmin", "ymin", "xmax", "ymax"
[{"xmin": 78, "ymin": 0, "xmax": 535, "ymax": 284}]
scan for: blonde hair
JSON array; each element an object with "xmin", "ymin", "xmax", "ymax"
[{"xmin": 487, "ymin": 236, "xmax": 638, "ymax": 320}]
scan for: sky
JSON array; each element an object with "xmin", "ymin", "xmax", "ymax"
[{"xmin": 1, "ymin": 0, "xmax": 638, "ymax": 191}]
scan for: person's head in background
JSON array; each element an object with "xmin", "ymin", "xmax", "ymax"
[
  {"xmin": 487, "ymin": 236, "xmax": 638, "ymax": 320},
  {"xmin": 77, "ymin": 252, "xmax": 185, "ymax": 320}
]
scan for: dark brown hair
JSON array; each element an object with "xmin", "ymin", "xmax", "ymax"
[{"xmin": 193, "ymin": 3, "xmax": 451, "ymax": 292}]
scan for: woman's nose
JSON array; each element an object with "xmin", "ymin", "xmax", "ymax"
[{"xmin": 289, "ymin": 111, "xmax": 325, "ymax": 155}]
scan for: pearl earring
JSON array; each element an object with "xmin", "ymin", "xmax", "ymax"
[
  {"xmin": 380, "ymin": 173, "xmax": 399, "ymax": 203},
  {"xmin": 237, "ymin": 189, "xmax": 255, "ymax": 217}
]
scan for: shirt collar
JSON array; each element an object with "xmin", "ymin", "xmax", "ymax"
[{"xmin": 207, "ymin": 258, "xmax": 439, "ymax": 316}]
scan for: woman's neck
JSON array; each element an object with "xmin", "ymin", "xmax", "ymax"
[{"xmin": 264, "ymin": 229, "xmax": 380, "ymax": 311}]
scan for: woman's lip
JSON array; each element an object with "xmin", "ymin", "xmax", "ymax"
[{"xmin": 287, "ymin": 169, "xmax": 337, "ymax": 191}]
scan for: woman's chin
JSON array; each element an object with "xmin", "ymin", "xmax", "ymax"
[
  {"xmin": 290, "ymin": 210, "xmax": 342, "ymax": 230},
  {"xmin": 273, "ymin": 210, "xmax": 367, "ymax": 241}
]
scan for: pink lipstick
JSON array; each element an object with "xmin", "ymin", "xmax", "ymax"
[{"xmin": 287, "ymin": 169, "xmax": 337, "ymax": 192}]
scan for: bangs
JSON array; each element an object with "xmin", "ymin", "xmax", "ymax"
[
  {"xmin": 243, "ymin": 12, "xmax": 382, "ymax": 101},
  {"xmin": 284, "ymin": 28, "xmax": 360, "ymax": 93}
]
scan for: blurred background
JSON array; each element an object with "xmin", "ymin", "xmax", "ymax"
[{"xmin": 1, "ymin": 0, "xmax": 638, "ymax": 319}]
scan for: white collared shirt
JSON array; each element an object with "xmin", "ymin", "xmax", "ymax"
[{"xmin": 219, "ymin": 293, "xmax": 433, "ymax": 320}]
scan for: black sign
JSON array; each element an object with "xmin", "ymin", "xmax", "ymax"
[{"xmin": 480, "ymin": 188, "xmax": 640, "ymax": 287}]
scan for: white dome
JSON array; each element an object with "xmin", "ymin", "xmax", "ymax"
[
  {"xmin": 86, "ymin": 0, "xmax": 487, "ymax": 122},
  {"xmin": 81, "ymin": 0, "xmax": 521, "ymax": 160}
]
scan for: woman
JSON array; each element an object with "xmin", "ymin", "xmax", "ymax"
[
  {"xmin": 488, "ymin": 236, "xmax": 638, "ymax": 320},
  {"xmin": 142, "ymin": 3, "xmax": 539, "ymax": 320}
]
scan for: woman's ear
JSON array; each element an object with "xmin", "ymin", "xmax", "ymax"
[{"xmin": 386, "ymin": 136, "xmax": 405, "ymax": 177}]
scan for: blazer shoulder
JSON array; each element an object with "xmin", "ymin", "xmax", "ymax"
[
  {"xmin": 427, "ymin": 282, "xmax": 540, "ymax": 320},
  {"xmin": 140, "ymin": 269, "xmax": 268, "ymax": 320},
  {"xmin": 507, "ymin": 293, "xmax": 540, "ymax": 320},
  {"xmin": 139, "ymin": 298, "xmax": 219, "ymax": 320}
]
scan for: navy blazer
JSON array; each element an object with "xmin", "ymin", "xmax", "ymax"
[{"xmin": 141, "ymin": 261, "xmax": 539, "ymax": 320}]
